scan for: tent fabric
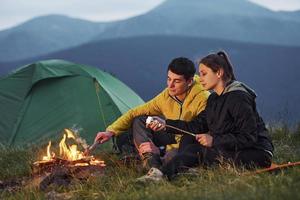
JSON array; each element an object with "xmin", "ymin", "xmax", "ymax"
[{"xmin": 0, "ymin": 59, "xmax": 144, "ymax": 146}]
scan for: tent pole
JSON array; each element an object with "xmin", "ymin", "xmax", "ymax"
[{"xmin": 9, "ymin": 93, "xmax": 33, "ymax": 146}]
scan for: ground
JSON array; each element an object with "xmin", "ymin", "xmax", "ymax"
[{"xmin": 0, "ymin": 125, "xmax": 300, "ymax": 200}]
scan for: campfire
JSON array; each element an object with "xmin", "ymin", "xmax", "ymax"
[{"xmin": 32, "ymin": 128, "xmax": 105, "ymax": 190}]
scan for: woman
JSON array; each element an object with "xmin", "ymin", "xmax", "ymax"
[{"xmin": 137, "ymin": 50, "xmax": 274, "ymax": 182}]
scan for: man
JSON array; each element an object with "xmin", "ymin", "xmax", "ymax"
[{"xmin": 94, "ymin": 57, "xmax": 210, "ymax": 169}]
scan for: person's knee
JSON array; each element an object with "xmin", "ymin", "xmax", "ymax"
[{"xmin": 131, "ymin": 116, "xmax": 148, "ymax": 138}]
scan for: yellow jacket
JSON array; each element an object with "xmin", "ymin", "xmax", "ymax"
[{"xmin": 106, "ymin": 77, "xmax": 210, "ymax": 149}]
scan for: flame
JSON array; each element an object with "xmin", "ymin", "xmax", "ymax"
[
  {"xmin": 38, "ymin": 128, "xmax": 103, "ymax": 166},
  {"xmin": 42, "ymin": 141, "xmax": 54, "ymax": 161},
  {"xmin": 58, "ymin": 129, "xmax": 84, "ymax": 161},
  {"xmin": 64, "ymin": 128, "xmax": 76, "ymax": 139}
]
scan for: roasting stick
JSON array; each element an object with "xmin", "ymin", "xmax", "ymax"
[
  {"xmin": 165, "ymin": 124, "xmax": 196, "ymax": 137},
  {"xmin": 146, "ymin": 116, "xmax": 196, "ymax": 137},
  {"xmin": 83, "ymin": 141, "xmax": 100, "ymax": 156}
]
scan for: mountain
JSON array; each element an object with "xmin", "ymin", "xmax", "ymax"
[
  {"xmin": 152, "ymin": 0, "xmax": 276, "ymax": 17},
  {"xmin": 1, "ymin": 35, "xmax": 299, "ymax": 123},
  {"xmin": 0, "ymin": 15, "xmax": 112, "ymax": 61},
  {"xmin": 94, "ymin": 0, "xmax": 300, "ymax": 46},
  {"xmin": 279, "ymin": 10, "xmax": 300, "ymax": 22},
  {"xmin": 1, "ymin": 0, "xmax": 300, "ymax": 62}
]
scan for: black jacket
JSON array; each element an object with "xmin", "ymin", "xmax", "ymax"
[{"xmin": 166, "ymin": 81, "xmax": 274, "ymax": 153}]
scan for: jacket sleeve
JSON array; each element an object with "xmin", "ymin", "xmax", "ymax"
[
  {"xmin": 165, "ymin": 109, "xmax": 209, "ymax": 135},
  {"xmin": 212, "ymin": 93, "xmax": 258, "ymax": 150},
  {"xmin": 106, "ymin": 93, "xmax": 163, "ymax": 135}
]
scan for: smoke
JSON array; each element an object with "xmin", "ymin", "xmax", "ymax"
[{"xmin": 67, "ymin": 125, "xmax": 89, "ymax": 150}]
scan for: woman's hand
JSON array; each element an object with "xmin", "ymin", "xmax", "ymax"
[
  {"xmin": 146, "ymin": 116, "xmax": 166, "ymax": 132},
  {"xmin": 196, "ymin": 133, "xmax": 213, "ymax": 147}
]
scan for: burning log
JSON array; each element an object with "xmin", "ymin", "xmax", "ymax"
[{"xmin": 33, "ymin": 156, "xmax": 105, "ymax": 175}]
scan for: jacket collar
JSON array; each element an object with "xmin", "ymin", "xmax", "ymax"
[{"xmin": 168, "ymin": 76, "xmax": 207, "ymax": 104}]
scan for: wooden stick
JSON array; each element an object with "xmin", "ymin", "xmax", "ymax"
[
  {"xmin": 244, "ymin": 161, "xmax": 300, "ymax": 175},
  {"xmin": 165, "ymin": 124, "xmax": 196, "ymax": 137}
]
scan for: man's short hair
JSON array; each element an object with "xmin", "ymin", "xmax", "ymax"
[{"xmin": 167, "ymin": 57, "xmax": 196, "ymax": 80}]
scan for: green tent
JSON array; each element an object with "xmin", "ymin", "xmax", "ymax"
[{"xmin": 0, "ymin": 60, "xmax": 144, "ymax": 147}]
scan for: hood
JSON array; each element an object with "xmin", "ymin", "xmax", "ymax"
[{"xmin": 223, "ymin": 81, "xmax": 257, "ymax": 98}]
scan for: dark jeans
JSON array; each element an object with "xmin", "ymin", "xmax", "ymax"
[
  {"xmin": 130, "ymin": 116, "xmax": 177, "ymax": 169},
  {"xmin": 161, "ymin": 134, "xmax": 272, "ymax": 179}
]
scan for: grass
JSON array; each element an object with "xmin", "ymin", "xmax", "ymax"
[{"xmin": 1, "ymin": 126, "xmax": 300, "ymax": 200}]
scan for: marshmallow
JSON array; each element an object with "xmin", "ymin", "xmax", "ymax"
[{"xmin": 146, "ymin": 116, "xmax": 153, "ymax": 125}]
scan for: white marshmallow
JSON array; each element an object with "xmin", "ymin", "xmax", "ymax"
[{"xmin": 146, "ymin": 116, "xmax": 153, "ymax": 125}]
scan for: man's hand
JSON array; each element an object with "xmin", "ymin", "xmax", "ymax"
[
  {"xmin": 94, "ymin": 131, "xmax": 114, "ymax": 144},
  {"xmin": 138, "ymin": 142, "xmax": 160, "ymax": 156},
  {"xmin": 196, "ymin": 134, "xmax": 213, "ymax": 147},
  {"xmin": 146, "ymin": 116, "xmax": 166, "ymax": 132}
]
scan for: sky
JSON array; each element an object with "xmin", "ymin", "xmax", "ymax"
[{"xmin": 0, "ymin": 0, "xmax": 300, "ymax": 31}]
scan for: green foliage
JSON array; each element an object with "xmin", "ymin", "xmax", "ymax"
[
  {"xmin": 0, "ymin": 145, "xmax": 33, "ymax": 180},
  {"xmin": 1, "ymin": 125, "xmax": 300, "ymax": 199},
  {"xmin": 269, "ymin": 124, "xmax": 300, "ymax": 163}
]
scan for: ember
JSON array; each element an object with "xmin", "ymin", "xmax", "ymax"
[{"xmin": 32, "ymin": 128, "xmax": 105, "ymax": 190}]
